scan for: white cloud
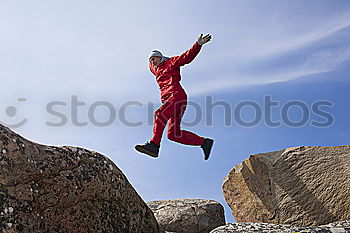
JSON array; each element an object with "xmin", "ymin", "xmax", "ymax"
[
  {"xmin": 188, "ymin": 68, "xmax": 332, "ymax": 96},
  {"xmin": 303, "ymin": 46, "xmax": 350, "ymax": 72},
  {"xmin": 219, "ymin": 11, "xmax": 350, "ymax": 61},
  {"xmin": 189, "ymin": 11, "xmax": 350, "ymax": 95}
]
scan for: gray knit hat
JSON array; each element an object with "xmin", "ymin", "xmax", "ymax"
[
  {"xmin": 149, "ymin": 50, "xmax": 163, "ymax": 60},
  {"xmin": 149, "ymin": 49, "xmax": 169, "ymax": 64}
]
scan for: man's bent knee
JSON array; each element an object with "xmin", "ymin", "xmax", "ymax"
[{"xmin": 167, "ymin": 130, "xmax": 182, "ymax": 141}]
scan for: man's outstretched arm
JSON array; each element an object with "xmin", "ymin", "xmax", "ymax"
[{"xmin": 172, "ymin": 34, "xmax": 212, "ymax": 68}]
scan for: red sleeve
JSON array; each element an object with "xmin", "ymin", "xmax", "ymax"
[
  {"xmin": 149, "ymin": 61, "xmax": 156, "ymax": 76},
  {"xmin": 171, "ymin": 42, "xmax": 202, "ymax": 68}
]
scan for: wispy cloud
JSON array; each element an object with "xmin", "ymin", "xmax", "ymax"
[
  {"xmin": 303, "ymin": 46, "xmax": 350, "ymax": 72},
  {"xmin": 246, "ymin": 18, "xmax": 350, "ymax": 59},
  {"xmin": 189, "ymin": 11, "xmax": 350, "ymax": 95},
  {"xmin": 221, "ymin": 11, "xmax": 350, "ymax": 61},
  {"xmin": 189, "ymin": 68, "xmax": 333, "ymax": 96}
]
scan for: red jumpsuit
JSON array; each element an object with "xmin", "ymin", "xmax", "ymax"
[{"xmin": 149, "ymin": 42, "xmax": 206, "ymax": 147}]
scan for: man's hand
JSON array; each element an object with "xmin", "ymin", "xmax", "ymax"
[{"xmin": 196, "ymin": 33, "xmax": 212, "ymax": 45}]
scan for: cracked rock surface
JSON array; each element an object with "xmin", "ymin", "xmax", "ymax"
[
  {"xmin": 210, "ymin": 221, "xmax": 350, "ymax": 233},
  {"xmin": 0, "ymin": 124, "xmax": 161, "ymax": 233},
  {"xmin": 147, "ymin": 199, "xmax": 225, "ymax": 233},
  {"xmin": 223, "ymin": 145, "xmax": 350, "ymax": 226}
]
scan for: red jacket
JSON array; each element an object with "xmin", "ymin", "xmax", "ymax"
[{"xmin": 149, "ymin": 42, "xmax": 202, "ymax": 102}]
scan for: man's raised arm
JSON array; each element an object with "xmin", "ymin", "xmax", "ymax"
[{"xmin": 172, "ymin": 34, "xmax": 212, "ymax": 68}]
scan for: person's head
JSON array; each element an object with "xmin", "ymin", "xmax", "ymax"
[{"xmin": 149, "ymin": 50, "xmax": 163, "ymax": 67}]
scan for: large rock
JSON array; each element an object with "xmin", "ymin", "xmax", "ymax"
[
  {"xmin": 0, "ymin": 124, "xmax": 161, "ymax": 232},
  {"xmin": 147, "ymin": 199, "xmax": 225, "ymax": 233},
  {"xmin": 222, "ymin": 145, "xmax": 350, "ymax": 226},
  {"xmin": 210, "ymin": 221, "xmax": 350, "ymax": 233}
]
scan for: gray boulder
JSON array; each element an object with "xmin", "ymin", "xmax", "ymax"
[
  {"xmin": 147, "ymin": 199, "xmax": 225, "ymax": 233},
  {"xmin": 210, "ymin": 222, "xmax": 350, "ymax": 233},
  {"xmin": 223, "ymin": 145, "xmax": 350, "ymax": 226},
  {"xmin": 0, "ymin": 124, "xmax": 161, "ymax": 232}
]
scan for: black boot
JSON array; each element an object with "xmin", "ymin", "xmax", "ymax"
[
  {"xmin": 201, "ymin": 138, "xmax": 214, "ymax": 160},
  {"xmin": 135, "ymin": 141, "xmax": 160, "ymax": 158}
]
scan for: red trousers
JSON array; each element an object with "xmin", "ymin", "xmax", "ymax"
[{"xmin": 150, "ymin": 91, "xmax": 205, "ymax": 146}]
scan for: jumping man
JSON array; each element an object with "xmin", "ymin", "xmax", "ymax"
[{"xmin": 135, "ymin": 34, "xmax": 214, "ymax": 160}]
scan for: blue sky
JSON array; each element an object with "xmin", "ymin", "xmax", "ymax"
[{"xmin": 1, "ymin": 0, "xmax": 350, "ymax": 223}]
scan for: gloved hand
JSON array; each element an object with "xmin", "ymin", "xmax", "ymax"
[{"xmin": 196, "ymin": 33, "xmax": 212, "ymax": 45}]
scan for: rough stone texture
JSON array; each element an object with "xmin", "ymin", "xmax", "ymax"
[
  {"xmin": 147, "ymin": 199, "xmax": 225, "ymax": 233},
  {"xmin": 320, "ymin": 220, "xmax": 350, "ymax": 228},
  {"xmin": 0, "ymin": 124, "xmax": 161, "ymax": 233},
  {"xmin": 210, "ymin": 222, "xmax": 350, "ymax": 233},
  {"xmin": 222, "ymin": 145, "xmax": 350, "ymax": 226}
]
